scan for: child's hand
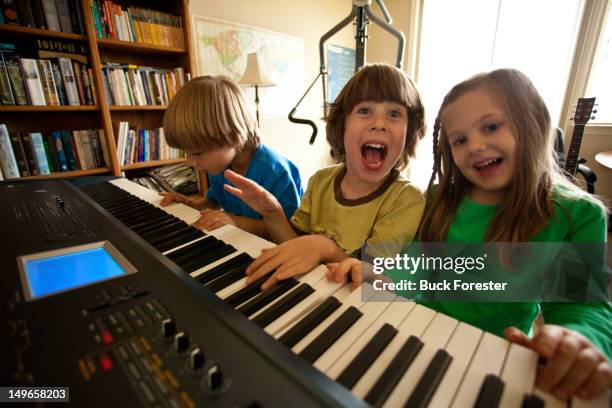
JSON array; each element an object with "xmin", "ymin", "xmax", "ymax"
[
  {"xmin": 159, "ymin": 191, "xmax": 190, "ymax": 207},
  {"xmin": 192, "ymin": 209, "xmax": 236, "ymax": 231},
  {"xmin": 326, "ymin": 258, "xmax": 363, "ymax": 289},
  {"xmin": 505, "ymin": 325, "xmax": 612, "ymax": 400},
  {"xmin": 223, "ymin": 169, "xmax": 282, "ymax": 217},
  {"xmin": 246, "ymin": 235, "xmax": 334, "ymax": 290}
]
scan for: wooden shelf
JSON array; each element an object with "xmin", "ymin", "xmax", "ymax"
[
  {"xmin": 121, "ymin": 158, "xmax": 185, "ymax": 171},
  {"xmin": 110, "ymin": 105, "xmax": 168, "ymax": 111},
  {"xmin": 0, "ymin": 105, "xmax": 99, "ymax": 112},
  {"xmin": 97, "ymin": 38, "xmax": 186, "ymax": 54},
  {"xmin": 19, "ymin": 167, "xmax": 112, "ymax": 180},
  {"xmin": 0, "ymin": 24, "xmax": 86, "ymax": 40}
]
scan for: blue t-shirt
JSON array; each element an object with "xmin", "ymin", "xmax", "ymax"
[{"xmin": 206, "ymin": 144, "xmax": 303, "ymax": 220}]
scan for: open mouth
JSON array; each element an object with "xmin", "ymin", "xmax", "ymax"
[
  {"xmin": 361, "ymin": 143, "xmax": 387, "ymax": 170},
  {"xmin": 474, "ymin": 157, "xmax": 503, "ymax": 173}
]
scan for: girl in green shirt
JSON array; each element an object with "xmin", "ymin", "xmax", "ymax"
[{"xmin": 328, "ymin": 68, "xmax": 611, "ymax": 401}]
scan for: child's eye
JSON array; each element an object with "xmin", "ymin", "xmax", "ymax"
[
  {"xmin": 483, "ymin": 123, "xmax": 500, "ymax": 133},
  {"xmin": 451, "ymin": 136, "xmax": 466, "ymax": 146},
  {"xmin": 356, "ymin": 106, "xmax": 371, "ymax": 115},
  {"xmin": 388, "ymin": 110, "xmax": 402, "ymax": 119}
]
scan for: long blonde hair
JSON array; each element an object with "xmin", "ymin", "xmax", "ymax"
[{"xmin": 419, "ymin": 68, "xmax": 581, "ymax": 242}]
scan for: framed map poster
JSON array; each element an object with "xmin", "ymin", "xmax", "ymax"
[
  {"xmin": 326, "ymin": 44, "xmax": 355, "ymax": 104},
  {"xmin": 193, "ymin": 16, "xmax": 305, "ymax": 118}
]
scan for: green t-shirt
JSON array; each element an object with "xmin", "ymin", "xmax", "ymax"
[
  {"xmin": 290, "ymin": 164, "xmax": 425, "ymax": 258},
  {"xmin": 389, "ymin": 186, "xmax": 611, "ymax": 359}
]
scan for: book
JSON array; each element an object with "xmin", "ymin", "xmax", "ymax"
[
  {"xmin": 49, "ymin": 60, "xmax": 68, "ymax": 105},
  {"xmin": 9, "ymin": 131, "xmax": 29, "ymax": 176},
  {"xmin": 30, "ymin": 0, "xmax": 46, "ymax": 29},
  {"xmin": 57, "ymin": 58, "xmax": 79, "ymax": 105},
  {"xmin": 20, "ymin": 58, "xmax": 46, "ymax": 105},
  {"xmin": 41, "ymin": 132, "xmax": 57, "ymax": 172},
  {"xmin": 36, "ymin": 59, "xmax": 59, "ymax": 105},
  {"xmin": 50, "ymin": 131, "xmax": 68, "ymax": 171},
  {"xmin": 0, "ymin": 124, "xmax": 19, "ymax": 179},
  {"xmin": 54, "ymin": 0, "xmax": 72, "ymax": 33},
  {"xmin": 41, "ymin": 0, "xmax": 61, "ymax": 31},
  {"xmin": 80, "ymin": 64, "xmax": 93, "ymax": 105},
  {"xmin": 0, "ymin": 51, "xmax": 15, "ymax": 105},
  {"xmin": 97, "ymin": 129, "xmax": 110, "ymax": 167},
  {"xmin": 67, "ymin": 0, "xmax": 84, "ymax": 34},
  {"xmin": 2, "ymin": 0, "xmax": 20, "ymax": 25},
  {"xmin": 15, "ymin": 0, "xmax": 35, "ymax": 27},
  {"xmin": 2, "ymin": 51, "xmax": 29, "ymax": 105},
  {"xmin": 20, "ymin": 132, "xmax": 40, "ymax": 175},
  {"xmin": 72, "ymin": 60, "xmax": 85, "ymax": 104},
  {"xmin": 59, "ymin": 130, "xmax": 77, "ymax": 170},
  {"xmin": 30, "ymin": 132, "xmax": 51, "ymax": 174}
]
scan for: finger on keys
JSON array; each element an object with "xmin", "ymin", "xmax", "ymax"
[
  {"xmin": 554, "ymin": 347, "xmax": 601, "ymax": 400},
  {"xmin": 577, "ymin": 360, "xmax": 612, "ymax": 399},
  {"xmin": 246, "ymin": 247, "xmax": 276, "ymax": 274},
  {"xmin": 538, "ymin": 332, "xmax": 583, "ymax": 396},
  {"xmin": 504, "ymin": 326, "xmax": 531, "ymax": 347},
  {"xmin": 246, "ymin": 255, "xmax": 283, "ymax": 284}
]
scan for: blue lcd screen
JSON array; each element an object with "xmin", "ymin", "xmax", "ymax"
[{"xmin": 24, "ymin": 247, "xmax": 127, "ymax": 299}]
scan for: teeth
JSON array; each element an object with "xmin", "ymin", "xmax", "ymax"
[
  {"xmin": 365, "ymin": 143, "xmax": 385, "ymax": 149},
  {"xmin": 476, "ymin": 158, "xmax": 499, "ymax": 168}
]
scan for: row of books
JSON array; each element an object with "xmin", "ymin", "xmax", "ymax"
[
  {"xmin": 102, "ymin": 64, "xmax": 188, "ymax": 106},
  {"xmin": 0, "ymin": 51, "xmax": 95, "ymax": 106},
  {"xmin": 0, "ymin": 124, "xmax": 109, "ymax": 179},
  {"xmin": 91, "ymin": 1, "xmax": 185, "ymax": 48},
  {"xmin": 131, "ymin": 163, "xmax": 199, "ymax": 195},
  {"xmin": 1, "ymin": 0, "xmax": 85, "ymax": 34},
  {"xmin": 116, "ymin": 122, "xmax": 184, "ymax": 166}
]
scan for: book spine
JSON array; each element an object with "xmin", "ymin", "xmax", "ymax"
[
  {"xmin": 69, "ymin": 130, "xmax": 82, "ymax": 169},
  {"xmin": 97, "ymin": 129, "xmax": 110, "ymax": 167},
  {"xmin": 2, "ymin": 0, "xmax": 20, "ymax": 25},
  {"xmin": 41, "ymin": 0, "xmax": 61, "ymax": 31},
  {"xmin": 57, "ymin": 58, "xmax": 79, "ymax": 105},
  {"xmin": 30, "ymin": 0, "xmax": 47, "ymax": 29},
  {"xmin": 3, "ymin": 51, "xmax": 29, "ymax": 105},
  {"xmin": 80, "ymin": 129, "xmax": 95, "ymax": 168},
  {"xmin": 37, "ymin": 60, "xmax": 60, "ymax": 105},
  {"xmin": 72, "ymin": 61, "xmax": 86, "ymax": 104},
  {"xmin": 59, "ymin": 130, "xmax": 77, "ymax": 170},
  {"xmin": 80, "ymin": 64, "xmax": 93, "ymax": 105},
  {"xmin": 20, "ymin": 58, "xmax": 46, "ymax": 105},
  {"xmin": 30, "ymin": 132, "xmax": 51, "ymax": 174},
  {"xmin": 15, "ymin": 0, "xmax": 35, "ymax": 27},
  {"xmin": 50, "ymin": 130, "xmax": 68, "ymax": 170},
  {"xmin": 9, "ymin": 132, "xmax": 30, "ymax": 176},
  {"xmin": 49, "ymin": 60, "xmax": 68, "ymax": 105},
  {"xmin": 0, "ymin": 124, "xmax": 20, "ymax": 179},
  {"xmin": 20, "ymin": 132, "xmax": 40, "ymax": 175},
  {"xmin": 88, "ymin": 129, "xmax": 102, "ymax": 167},
  {"xmin": 0, "ymin": 51, "xmax": 15, "ymax": 105},
  {"xmin": 55, "ymin": 0, "xmax": 73, "ymax": 33},
  {"xmin": 42, "ymin": 132, "xmax": 58, "ymax": 172}
]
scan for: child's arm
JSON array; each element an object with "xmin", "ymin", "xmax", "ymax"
[
  {"xmin": 223, "ymin": 169, "xmax": 297, "ymax": 243},
  {"xmin": 505, "ymin": 324, "xmax": 611, "ymax": 400}
]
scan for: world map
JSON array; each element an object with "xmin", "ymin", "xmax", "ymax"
[{"xmin": 194, "ymin": 17, "xmax": 305, "ymax": 117}]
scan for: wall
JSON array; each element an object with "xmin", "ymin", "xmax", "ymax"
[{"xmin": 189, "ymin": 0, "xmax": 357, "ymax": 182}]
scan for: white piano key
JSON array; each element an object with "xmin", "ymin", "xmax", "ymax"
[
  {"xmin": 498, "ymin": 343, "xmax": 539, "ymax": 408},
  {"xmin": 533, "ymin": 388, "xmax": 567, "ymax": 408},
  {"xmin": 290, "ymin": 284, "xmax": 370, "ymax": 354},
  {"xmin": 429, "ymin": 322, "xmax": 483, "ymax": 407},
  {"xmin": 450, "ymin": 332, "xmax": 509, "ymax": 408},
  {"xmin": 351, "ymin": 304, "xmax": 437, "ymax": 399},
  {"xmin": 325, "ymin": 299, "xmax": 416, "ymax": 380},
  {"xmin": 382, "ymin": 312, "xmax": 458, "ymax": 408},
  {"xmin": 162, "ymin": 235, "xmax": 209, "ymax": 256},
  {"xmin": 313, "ymin": 291, "xmax": 397, "ymax": 372}
]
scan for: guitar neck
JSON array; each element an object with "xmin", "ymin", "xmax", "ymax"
[{"xmin": 564, "ymin": 123, "xmax": 585, "ymax": 178}]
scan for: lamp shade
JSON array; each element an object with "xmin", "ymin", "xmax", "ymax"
[{"xmin": 238, "ymin": 53, "xmax": 275, "ymax": 87}]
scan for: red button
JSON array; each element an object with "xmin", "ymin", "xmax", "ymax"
[
  {"xmin": 101, "ymin": 330, "xmax": 114, "ymax": 344},
  {"xmin": 99, "ymin": 353, "xmax": 113, "ymax": 371}
]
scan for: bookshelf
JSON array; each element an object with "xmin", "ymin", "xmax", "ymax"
[{"xmin": 0, "ymin": 0, "xmax": 195, "ymax": 180}]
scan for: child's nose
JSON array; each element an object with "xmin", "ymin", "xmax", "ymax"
[
  {"xmin": 468, "ymin": 136, "xmax": 487, "ymax": 152},
  {"xmin": 370, "ymin": 114, "xmax": 387, "ymax": 130}
]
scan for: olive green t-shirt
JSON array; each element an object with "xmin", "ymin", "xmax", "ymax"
[{"xmin": 290, "ymin": 165, "xmax": 425, "ymax": 258}]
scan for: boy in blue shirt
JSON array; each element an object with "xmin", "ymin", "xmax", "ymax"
[{"xmin": 160, "ymin": 75, "xmax": 303, "ymax": 238}]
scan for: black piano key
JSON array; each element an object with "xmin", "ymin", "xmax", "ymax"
[
  {"xmin": 298, "ymin": 306, "xmax": 363, "ymax": 364},
  {"xmin": 119, "ymin": 209, "xmax": 167, "ymax": 228},
  {"xmin": 336, "ymin": 323, "xmax": 398, "ymax": 389},
  {"xmin": 131, "ymin": 214, "xmax": 177, "ymax": 233},
  {"xmin": 473, "ymin": 374, "xmax": 505, "ymax": 408},
  {"xmin": 205, "ymin": 262, "xmax": 252, "ymax": 292},
  {"xmin": 521, "ymin": 394, "xmax": 544, "ymax": 408},
  {"xmin": 403, "ymin": 349, "xmax": 452, "ymax": 408},
  {"xmin": 155, "ymin": 229, "xmax": 206, "ymax": 253},
  {"xmin": 251, "ymin": 284, "xmax": 315, "ymax": 328},
  {"xmin": 224, "ymin": 273, "xmax": 274, "ymax": 307},
  {"xmin": 146, "ymin": 224, "xmax": 194, "ymax": 246},
  {"xmin": 112, "ymin": 203, "xmax": 158, "ymax": 219},
  {"xmin": 278, "ymin": 297, "xmax": 342, "ymax": 348},
  {"xmin": 167, "ymin": 237, "xmax": 227, "ymax": 266},
  {"xmin": 194, "ymin": 252, "xmax": 253, "ymax": 285},
  {"xmin": 236, "ymin": 278, "xmax": 299, "ymax": 317},
  {"xmin": 179, "ymin": 244, "xmax": 236, "ymax": 273},
  {"xmin": 135, "ymin": 218, "xmax": 184, "ymax": 236},
  {"xmin": 364, "ymin": 336, "xmax": 423, "ymax": 408},
  {"xmin": 139, "ymin": 220, "xmax": 188, "ymax": 241}
]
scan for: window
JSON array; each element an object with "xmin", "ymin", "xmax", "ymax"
[
  {"xmin": 411, "ymin": 0, "xmax": 584, "ymax": 188},
  {"xmin": 585, "ymin": 0, "xmax": 612, "ymax": 124}
]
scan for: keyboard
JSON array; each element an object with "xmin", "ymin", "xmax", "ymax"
[{"xmin": 79, "ymin": 178, "xmax": 610, "ymax": 408}]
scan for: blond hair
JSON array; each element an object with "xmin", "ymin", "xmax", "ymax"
[
  {"xmin": 163, "ymin": 75, "xmax": 260, "ymax": 152},
  {"xmin": 419, "ymin": 68, "xmax": 594, "ymax": 242},
  {"xmin": 326, "ymin": 63, "xmax": 426, "ymax": 170}
]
